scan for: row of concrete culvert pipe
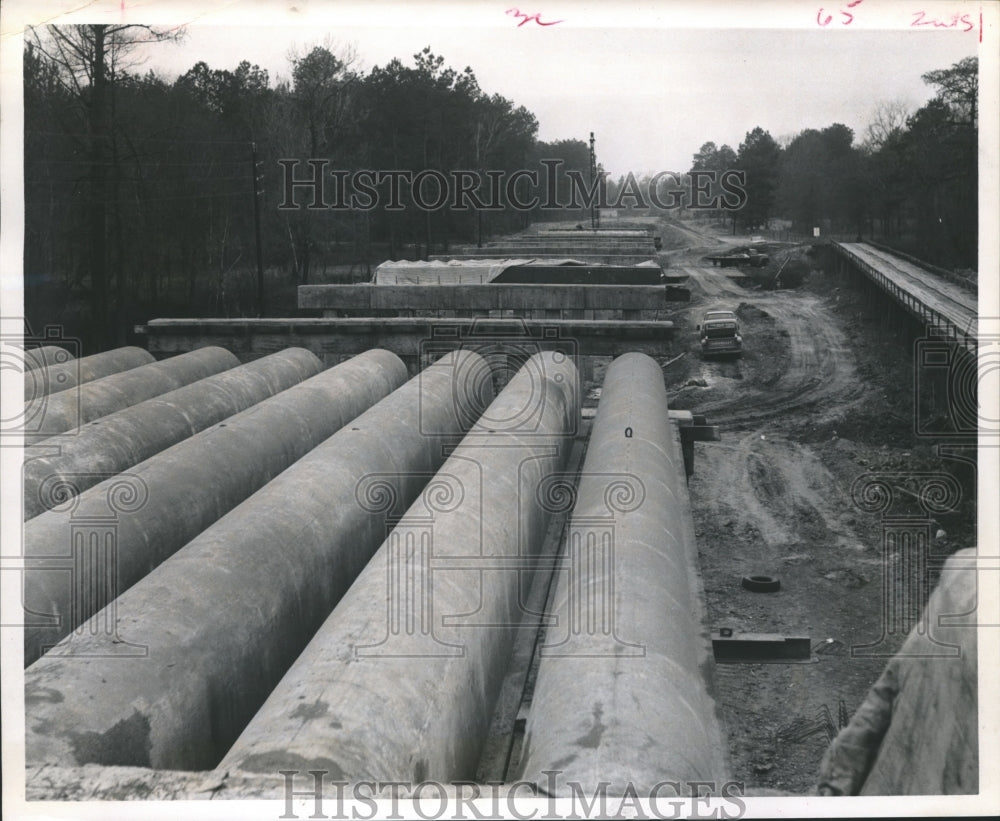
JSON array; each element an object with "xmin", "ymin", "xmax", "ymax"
[
  {"xmin": 23, "ymin": 347, "xmax": 323, "ymax": 519},
  {"xmin": 23, "ymin": 347, "xmax": 410, "ymax": 665},
  {"xmin": 23, "ymin": 345, "xmax": 239, "ymax": 443},
  {"xmin": 515, "ymin": 352, "xmax": 728, "ymax": 792},
  {"xmin": 21, "ymin": 345, "xmax": 154, "ymax": 401},
  {"xmin": 24, "ymin": 347, "xmax": 726, "ymax": 794}
]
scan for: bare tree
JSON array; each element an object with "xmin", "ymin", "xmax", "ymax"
[
  {"xmin": 28, "ymin": 24, "xmax": 184, "ymax": 348},
  {"xmin": 862, "ymin": 99, "xmax": 912, "ymax": 152}
]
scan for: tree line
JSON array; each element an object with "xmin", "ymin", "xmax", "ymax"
[
  {"xmin": 684, "ymin": 56, "xmax": 977, "ymax": 271},
  {"xmin": 23, "ymin": 25, "xmax": 977, "ymax": 352},
  {"xmin": 24, "ymin": 26, "xmax": 598, "ymax": 350}
]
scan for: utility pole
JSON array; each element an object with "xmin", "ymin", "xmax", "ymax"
[
  {"xmin": 251, "ymin": 142, "xmax": 265, "ymax": 317},
  {"xmin": 476, "ymin": 121, "xmax": 484, "ymax": 248},
  {"xmin": 589, "ymin": 131, "xmax": 598, "ymax": 231}
]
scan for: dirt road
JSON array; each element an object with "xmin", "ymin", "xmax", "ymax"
[
  {"xmin": 659, "ymin": 229, "xmax": 975, "ymax": 793},
  {"xmin": 673, "ymin": 262, "xmax": 866, "ymax": 427}
]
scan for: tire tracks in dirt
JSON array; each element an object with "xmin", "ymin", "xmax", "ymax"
[
  {"xmin": 673, "ymin": 247, "xmax": 896, "ymax": 791},
  {"xmin": 682, "ymin": 263, "xmax": 866, "ymax": 428},
  {"xmin": 689, "ymin": 428, "xmax": 890, "ymax": 793}
]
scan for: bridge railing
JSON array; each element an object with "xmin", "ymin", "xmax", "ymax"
[{"xmin": 830, "ymin": 243, "xmax": 976, "ymax": 356}]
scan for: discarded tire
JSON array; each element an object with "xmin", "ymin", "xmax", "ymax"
[{"xmin": 742, "ymin": 574, "xmax": 780, "ymax": 593}]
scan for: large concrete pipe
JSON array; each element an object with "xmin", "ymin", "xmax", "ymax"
[
  {"xmin": 24, "ymin": 349, "xmax": 495, "ymax": 771},
  {"xmin": 24, "ymin": 346, "xmax": 237, "ymax": 443},
  {"xmin": 22, "ymin": 349, "xmax": 409, "ymax": 666},
  {"xmin": 517, "ymin": 352, "xmax": 728, "ymax": 794},
  {"xmin": 219, "ymin": 351, "xmax": 579, "ymax": 782},
  {"xmin": 22, "ymin": 348, "xmax": 321, "ymax": 520},
  {"xmin": 23, "ymin": 346, "xmax": 155, "ymax": 402},
  {"xmin": 22, "ymin": 345, "xmax": 75, "ymax": 371}
]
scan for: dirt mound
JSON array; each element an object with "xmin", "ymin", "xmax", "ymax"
[
  {"xmin": 734, "ymin": 244, "xmax": 816, "ymax": 290},
  {"xmin": 774, "ymin": 258, "xmax": 811, "ymax": 288},
  {"xmin": 736, "ymin": 303, "xmax": 770, "ymax": 320}
]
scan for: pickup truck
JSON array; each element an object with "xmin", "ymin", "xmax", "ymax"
[{"xmin": 697, "ymin": 309, "xmax": 743, "ymax": 357}]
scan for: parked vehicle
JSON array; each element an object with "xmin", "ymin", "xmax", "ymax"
[
  {"xmin": 704, "ymin": 246, "xmax": 770, "ymax": 268},
  {"xmin": 697, "ymin": 309, "xmax": 742, "ymax": 357}
]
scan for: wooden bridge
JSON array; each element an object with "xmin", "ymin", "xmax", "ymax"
[{"xmin": 832, "ymin": 243, "xmax": 977, "ymax": 355}]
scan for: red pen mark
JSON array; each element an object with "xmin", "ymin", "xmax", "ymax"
[
  {"xmin": 506, "ymin": 8, "xmax": 563, "ymax": 27},
  {"xmin": 911, "ymin": 9, "xmax": 978, "ymax": 35},
  {"xmin": 817, "ymin": 0, "xmax": 863, "ymax": 26}
]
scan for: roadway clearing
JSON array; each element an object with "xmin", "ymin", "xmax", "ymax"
[{"xmin": 654, "ymin": 220, "xmax": 976, "ymax": 793}]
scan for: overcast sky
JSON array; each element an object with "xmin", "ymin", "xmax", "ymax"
[
  {"xmin": 0, "ymin": 7, "xmax": 997, "ymax": 820},
  {"xmin": 0, "ymin": 0, "xmax": 989, "ymax": 177},
  {"xmin": 116, "ymin": 11, "xmax": 982, "ymax": 178}
]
